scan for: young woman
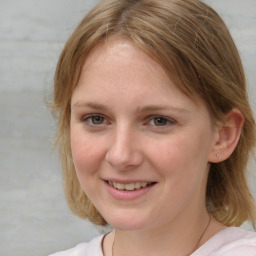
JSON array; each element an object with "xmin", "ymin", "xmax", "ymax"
[{"xmin": 50, "ymin": 0, "xmax": 256, "ymax": 255}]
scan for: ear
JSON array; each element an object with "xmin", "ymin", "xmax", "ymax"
[{"xmin": 208, "ymin": 108, "xmax": 244, "ymax": 163}]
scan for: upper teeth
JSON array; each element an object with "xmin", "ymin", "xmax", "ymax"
[{"xmin": 108, "ymin": 181, "xmax": 151, "ymax": 191}]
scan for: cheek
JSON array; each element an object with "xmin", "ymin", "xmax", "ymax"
[
  {"xmin": 70, "ymin": 132, "xmax": 108, "ymax": 202},
  {"xmin": 152, "ymin": 135, "xmax": 211, "ymax": 212},
  {"xmin": 70, "ymin": 129, "xmax": 102, "ymax": 177},
  {"xmin": 149, "ymin": 132, "xmax": 210, "ymax": 181}
]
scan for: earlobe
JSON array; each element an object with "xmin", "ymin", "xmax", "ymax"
[{"xmin": 208, "ymin": 109, "xmax": 244, "ymax": 163}]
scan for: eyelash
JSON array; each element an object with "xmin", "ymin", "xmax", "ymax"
[{"xmin": 81, "ymin": 114, "xmax": 176, "ymax": 128}]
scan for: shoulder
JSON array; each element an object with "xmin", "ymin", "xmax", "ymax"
[
  {"xmin": 48, "ymin": 234, "xmax": 104, "ymax": 256},
  {"xmin": 193, "ymin": 227, "xmax": 256, "ymax": 256}
]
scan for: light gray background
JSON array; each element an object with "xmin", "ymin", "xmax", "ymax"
[{"xmin": 0, "ymin": 1, "xmax": 255, "ymax": 256}]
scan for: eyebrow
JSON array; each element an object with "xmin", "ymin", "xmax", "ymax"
[
  {"xmin": 72, "ymin": 101, "xmax": 188, "ymax": 113},
  {"xmin": 72, "ymin": 102, "xmax": 107, "ymax": 110},
  {"xmin": 138, "ymin": 105, "xmax": 188, "ymax": 113}
]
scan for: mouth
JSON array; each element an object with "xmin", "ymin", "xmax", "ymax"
[{"xmin": 106, "ymin": 181, "xmax": 155, "ymax": 191}]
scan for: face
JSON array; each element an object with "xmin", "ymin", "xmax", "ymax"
[{"xmin": 70, "ymin": 38, "xmax": 218, "ymax": 231}]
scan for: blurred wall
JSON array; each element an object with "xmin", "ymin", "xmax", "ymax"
[{"xmin": 0, "ymin": 1, "xmax": 255, "ymax": 255}]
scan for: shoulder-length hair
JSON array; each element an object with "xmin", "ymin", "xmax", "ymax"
[{"xmin": 52, "ymin": 0, "xmax": 256, "ymax": 227}]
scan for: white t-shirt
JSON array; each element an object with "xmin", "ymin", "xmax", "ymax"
[{"xmin": 49, "ymin": 227, "xmax": 256, "ymax": 256}]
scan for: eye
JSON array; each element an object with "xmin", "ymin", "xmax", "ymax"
[
  {"xmin": 91, "ymin": 116, "xmax": 105, "ymax": 124},
  {"xmin": 84, "ymin": 115, "xmax": 107, "ymax": 126},
  {"xmin": 148, "ymin": 116, "xmax": 175, "ymax": 127},
  {"xmin": 152, "ymin": 117, "xmax": 168, "ymax": 126}
]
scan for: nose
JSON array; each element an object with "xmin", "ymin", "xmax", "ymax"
[{"xmin": 105, "ymin": 126, "xmax": 144, "ymax": 171}]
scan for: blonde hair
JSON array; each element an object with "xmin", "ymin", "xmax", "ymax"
[{"xmin": 52, "ymin": 0, "xmax": 256, "ymax": 227}]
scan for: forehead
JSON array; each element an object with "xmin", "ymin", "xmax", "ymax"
[
  {"xmin": 76, "ymin": 36, "xmax": 201, "ymax": 101},
  {"xmin": 74, "ymin": 39, "xmax": 174, "ymax": 97},
  {"xmin": 72, "ymin": 38, "xmax": 210, "ymax": 119},
  {"xmin": 81, "ymin": 38, "xmax": 161, "ymax": 79},
  {"xmin": 76, "ymin": 38, "xmax": 176, "ymax": 97}
]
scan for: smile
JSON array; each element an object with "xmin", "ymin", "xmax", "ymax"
[{"xmin": 107, "ymin": 181, "xmax": 154, "ymax": 191}]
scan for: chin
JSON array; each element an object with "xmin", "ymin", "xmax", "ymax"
[{"xmin": 105, "ymin": 213, "xmax": 148, "ymax": 231}]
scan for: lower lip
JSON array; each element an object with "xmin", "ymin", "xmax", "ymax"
[{"xmin": 104, "ymin": 181, "xmax": 156, "ymax": 200}]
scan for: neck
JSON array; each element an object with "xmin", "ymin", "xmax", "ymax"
[{"xmin": 112, "ymin": 210, "xmax": 211, "ymax": 256}]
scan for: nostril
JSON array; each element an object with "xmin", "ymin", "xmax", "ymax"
[{"xmin": 105, "ymin": 147, "xmax": 143, "ymax": 170}]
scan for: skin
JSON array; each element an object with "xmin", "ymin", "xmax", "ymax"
[{"xmin": 70, "ymin": 38, "xmax": 237, "ymax": 255}]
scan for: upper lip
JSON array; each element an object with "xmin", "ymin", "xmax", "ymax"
[{"xmin": 103, "ymin": 179, "xmax": 156, "ymax": 184}]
